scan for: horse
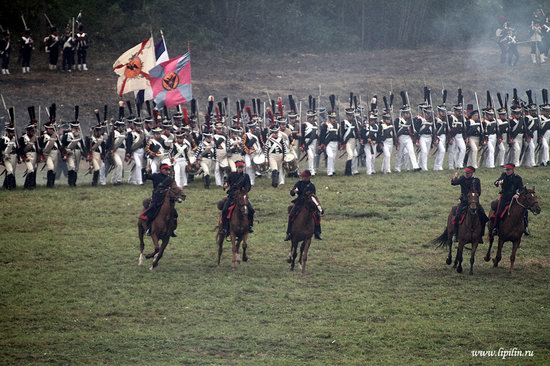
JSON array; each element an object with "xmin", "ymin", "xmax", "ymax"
[
  {"xmin": 484, "ymin": 187, "xmax": 541, "ymax": 272},
  {"xmin": 287, "ymin": 192, "xmax": 323, "ymax": 274},
  {"xmin": 432, "ymin": 190, "xmax": 483, "ymax": 275},
  {"xmin": 216, "ymin": 189, "xmax": 250, "ymax": 270},
  {"xmin": 137, "ymin": 181, "xmax": 185, "ymax": 270}
]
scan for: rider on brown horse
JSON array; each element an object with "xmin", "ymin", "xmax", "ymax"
[
  {"xmin": 492, "ymin": 163, "xmax": 527, "ymax": 235},
  {"xmin": 139, "ymin": 161, "xmax": 178, "ymax": 237},
  {"xmin": 284, "ymin": 169, "xmax": 322, "ymax": 241},
  {"xmin": 221, "ymin": 160, "xmax": 255, "ymax": 236},
  {"xmin": 451, "ymin": 166, "xmax": 489, "ymax": 242}
]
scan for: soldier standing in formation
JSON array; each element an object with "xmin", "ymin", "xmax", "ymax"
[
  {"xmin": 20, "ymin": 29, "xmax": 33, "ymax": 74},
  {"xmin": 0, "ymin": 30, "xmax": 11, "ymax": 74}
]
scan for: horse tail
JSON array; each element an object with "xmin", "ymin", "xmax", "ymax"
[{"xmin": 431, "ymin": 228, "xmax": 449, "ymax": 248}]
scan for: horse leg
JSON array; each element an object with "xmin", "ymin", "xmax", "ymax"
[
  {"xmin": 236, "ymin": 238, "xmax": 242, "ymax": 264},
  {"xmin": 493, "ymin": 238, "xmax": 505, "ymax": 268},
  {"xmin": 301, "ymin": 238, "xmax": 311, "ymax": 275},
  {"xmin": 298, "ymin": 241, "xmax": 305, "ymax": 269},
  {"xmin": 216, "ymin": 230, "xmax": 224, "ymax": 266},
  {"xmin": 151, "ymin": 237, "xmax": 170, "ymax": 270},
  {"xmin": 446, "ymin": 237, "xmax": 453, "ymax": 266},
  {"xmin": 138, "ymin": 220, "xmax": 146, "ymax": 266},
  {"xmin": 148, "ymin": 235, "xmax": 160, "ymax": 269},
  {"xmin": 290, "ymin": 239, "xmax": 299, "ymax": 271},
  {"xmin": 242, "ymin": 234, "xmax": 249, "ymax": 262},
  {"xmin": 509, "ymin": 238, "xmax": 521, "ymax": 273},
  {"xmin": 469, "ymin": 242, "xmax": 478, "ymax": 275},
  {"xmin": 231, "ymin": 234, "xmax": 238, "ymax": 271},
  {"xmin": 456, "ymin": 241, "xmax": 464, "ymax": 273},
  {"xmin": 484, "ymin": 231, "xmax": 494, "ymax": 262}
]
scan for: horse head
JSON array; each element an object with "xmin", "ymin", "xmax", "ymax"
[
  {"xmin": 235, "ymin": 189, "xmax": 249, "ymax": 216},
  {"xmin": 467, "ymin": 190, "xmax": 479, "ymax": 215},
  {"xmin": 518, "ymin": 186, "xmax": 541, "ymax": 215},
  {"xmin": 168, "ymin": 181, "xmax": 185, "ymax": 203}
]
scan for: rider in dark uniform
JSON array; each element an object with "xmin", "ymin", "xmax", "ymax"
[
  {"xmin": 492, "ymin": 163, "xmax": 526, "ymax": 235},
  {"xmin": 450, "ymin": 166, "xmax": 489, "ymax": 242},
  {"xmin": 284, "ymin": 169, "xmax": 322, "ymax": 241},
  {"xmin": 140, "ymin": 161, "xmax": 178, "ymax": 237},
  {"xmin": 221, "ymin": 160, "xmax": 255, "ymax": 235}
]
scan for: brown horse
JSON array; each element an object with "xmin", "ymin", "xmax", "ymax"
[
  {"xmin": 287, "ymin": 192, "xmax": 323, "ymax": 274},
  {"xmin": 216, "ymin": 189, "xmax": 250, "ymax": 270},
  {"xmin": 138, "ymin": 181, "xmax": 185, "ymax": 270},
  {"xmin": 484, "ymin": 187, "xmax": 541, "ymax": 272},
  {"xmin": 432, "ymin": 191, "xmax": 483, "ymax": 275}
]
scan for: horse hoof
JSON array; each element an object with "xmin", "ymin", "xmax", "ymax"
[
  {"xmin": 446, "ymin": 258, "xmax": 452, "ymax": 265},
  {"xmin": 492, "ymin": 259, "xmax": 498, "ymax": 267},
  {"xmin": 286, "ymin": 257, "xmax": 292, "ymax": 264},
  {"xmin": 483, "ymin": 256, "xmax": 491, "ymax": 262},
  {"xmin": 469, "ymin": 270, "xmax": 473, "ymax": 275},
  {"xmin": 138, "ymin": 254, "xmax": 145, "ymax": 266},
  {"xmin": 242, "ymin": 256, "xmax": 249, "ymax": 262},
  {"xmin": 456, "ymin": 266, "xmax": 463, "ymax": 274}
]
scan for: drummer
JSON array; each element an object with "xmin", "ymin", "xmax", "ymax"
[
  {"xmin": 278, "ymin": 117, "xmax": 298, "ymax": 178},
  {"xmin": 243, "ymin": 118, "xmax": 263, "ymax": 186}
]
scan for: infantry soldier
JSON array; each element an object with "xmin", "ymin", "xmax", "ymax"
[
  {"xmin": 44, "ymin": 26, "xmax": 60, "ymax": 71},
  {"xmin": 86, "ymin": 123, "xmax": 105, "ymax": 187},
  {"xmin": 450, "ymin": 166, "xmax": 489, "ymax": 242},
  {"xmin": 62, "ymin": 106, "xmax": 85, "ymax": 187},
  {"xmin": 508, "ymin": 105, "xmax": 524, "ymax": 167},
  {"xmin": 171, "ymin": 129, "xmax": 192, "ymax": 188},
  {"xmin": 522, "ymin": 91, "xmax": 538, "ymax": 168},
  {"xmin": 394, "ymin": 91, "xmax": 420, "ymax": 172},
  {"xmin": 61, "ymin": 28, "xmax": 75, "ymax": 72},
  {"xmin": 20, "ymin": 29, "xmax": 33, "ymax": 74},
  {"xmin": 110, "ymin": 103, "xmax": 127, "ymax": 185},
  {"xmin": 145, "ymin": 126, "xmax": 164, "ymax": 174},
  {"xmin": 220, "ymin": 159, "xmax": 255, "ymax": 235},
  {"xmin": 482, "ymin": 103, "xmax": 497, "ymax": 168},
  {"xmin": 126, "ymin": 104, "xmax": 145, "ymax": 185},
  {"xmin": 227, "ymin": 126, "xmax": 244, "ymax": 172},
  {"xmin": 19, "ymin": 111, "xmax": 38, "ymax": 189},
  {"xmin": 495, "ymin": 97, "xmax": 509, "ymax": 167},
  {"xmin": 195, "ymin": 130, "xmax": 215, "ymax": 189},
  {"xmin": 300, "ymin": 96, "xmax": 319, "ymax": 176},
  {"xmin": 539, "ymin": 89, "xmax": 550, "ymax": 166},
  {"xmin": 433, "ymin": 103, "xmax": 448, "ymax": 171},
  {"xmin": 361, "ymin": 110, "xmax": 379, "ymax": 175},
  {"xmin": 0, "ymin": 30, "xmax": 11, "ymax": 74},
  {"xmin": 264, "ymin": 123, "xmax": 288, "ymax": 187},
  {"xmin": 448, "ymin": 92, "xmax": 466, "ymax": 170},
  {"xmin": 341, "ymin": 93, "xmax": 358, "ymax": 176},
  {"xmin": 319, "ymin": 95, "xmax": 339, "ymax": 176},
  {"xmin": 1, "ymin": 108, "xmax": 18, "ymax": 189},
  {"xmin": 378, "ymin": 107, "xmax": 395, "ymax": 174},
  {"xmin": 284, "ymin": 169, "xmax": 322, "ymax": 241},
  {"xmin": 40, "ymin": 104, "xmax": 61, "ymax": 188},
  {"xmin": 213, "ymin": 121, "xmax": 229, "ymax": 187},
  {"xmin": 414, "ymin": 101, "xmax": 434, "ymax": 172},
  {"xmin": 242, "ymin": 118, "xmax": 262, "ymax": 186},
  {"xmin": 465, "ymin": 106, "xmax": 484, "ymax": 169},
  {"xmin": 75, "ymin": 24, "xmax": 89, "ymax": 71}
]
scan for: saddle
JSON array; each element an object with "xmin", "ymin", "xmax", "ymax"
[
  {"xmin": 451, "ymin": 206, "xmax": 466, "ymax": 225},
  {"xmin": 489, "ymin": 199, "xmax": 510, "ymax": 219}
]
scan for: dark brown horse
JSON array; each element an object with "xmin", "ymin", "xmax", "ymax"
[
  {"xmin": 138, "ymin": 181, "xmax": 185, "ymax": 270},
  {"xmin": 216, "ymin": 189, "xmax": 250, "ymax": 270},
  {"xmin": 287, "ymin": 192, "xmax": 323, "ymax": 274},
  {"xmin": 484, "ymin": 187, "xmax": 541, "ymax": 272},
  {"xmin": 432, "ymin": 191, "xmax": 483, "ymax": 275}
]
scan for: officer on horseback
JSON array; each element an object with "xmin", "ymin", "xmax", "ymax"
[
  {"xmin": 492, "ymin": 163, "xmax": 525, "ymax": 235},
  {"xmin": 451, "ymin": 166, "xmax": 489, "ymax": 242},
  {"xmin": 285, "ymin": 169, "xmax": 322, "ymax": 241},
  {"xmin": 140, "ymin": 160, "xmax": 178, "ymax": 237},
  {"xmin": 221, "ymin": 159, "xmax": 255, "ymax": 236}
]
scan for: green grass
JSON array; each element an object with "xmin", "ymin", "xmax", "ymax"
[{"xmin": 0, "ymin": 166, "xmax": 549, "ymax": 365}]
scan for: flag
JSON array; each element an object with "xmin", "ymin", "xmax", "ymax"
[
  {"xmin": 134, "ymin": 37, "xmax": 170, "ymax": 103},
  {"xmin": 149, "ymin": 52, "xmax": 192, "ymax": 109},
  {"xmin": 113, "ymin": 38, "xmax": 156, "ymax": 96}
]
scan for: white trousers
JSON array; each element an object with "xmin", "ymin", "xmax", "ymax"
[
  {"xmin": 521, "ymin": 133, "xmax": 536, "ymax": 167},
  {"xmin": 395, "ymin": 135, "xmax": 419, "ymax": 171},
  {"xmin": 511, "ymin": 134, "xmax": 523, "ymax": 167},
  {"xmin": 269, "ymin": 152, "xmax": 284, "ymax": 184},
  {"xmin": 418, "ymin": 135, "xmax": 432, "ymax": 171},
  {"xmin": 325, "ymin": 141, "xmax": 338, "ymax": 175},
  {"xmin": 449, "ymin": 135, "xmax": 466, "ymax": 169},
  {"xmin": 244, "ymin": 154, "xmax": 255, "ymax": 186},
  {"xmin": 381, "ymin": 138, "xmax": 393, "ymax": 173},
  {"xmin": 496, "ymin": 134, "xmax": 508, "ymax": 167},
  {"xmin": 540, "ymin": 130, "xmax": 550, "ymax": 165},
  {"xmin": 306, "ymin": 139, "xmax": 317, "ymax": 175},
  {"xmin": 174, "ymin": 157, "xmax": 188, "ymax": 188},
  {"xmin": 112, "ymin": 148, "xmax": 125, "ymax": 183},
  {"xmin": 467, "ymin": 136, "xmax": 480, "ymax": 168},
  {"xmin": 129, "ymin": 148, "xmax": 144, "ymax": 185},
  {"xmin": 433, "ymin": 135, "xmax": 446, "ymax": 171},
  {"xmin": 364, "ymin": 143, "xmax": 376, "ymax": 175},
  {"xmin": 483, "ymin": 134, "xmax": 496, "ymax": 168}
]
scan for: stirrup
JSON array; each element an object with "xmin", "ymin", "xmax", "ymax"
[
  {"xmin": 314, "ymin": 233, "xmax": 323, "ymax": 240},
  {"xmin": 146, "ymin": 228, "xmax": 151, "ymax": 236}
]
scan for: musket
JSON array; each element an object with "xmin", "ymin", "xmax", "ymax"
[
  {"xmin": 474, "ymin": 92, "xmax": 487, "ymax": 166},
  {"xmin": 21, "ymin": 15, "xmax": 28, "ymax": 30},
  {"xmin": 534, "ymin": 94, "xmax": 543, "ymax": 156},
  {"xmin": 44, "ymin": 14, "xmax": 53, "ymax": 28}
]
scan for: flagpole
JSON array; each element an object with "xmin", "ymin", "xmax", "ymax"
[{"xmin": 160, "ymin": 29, "xmax": 169, "ymax": 58}]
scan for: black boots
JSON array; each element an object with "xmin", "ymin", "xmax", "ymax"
[
  {"xmin": 91, "ymin": 171, "xmax": 99, "ymax": 186},
  {"xmin": 314, "ymin": 224, "xmax": 322, "ymax": 240},
  {"xmin": 46, "ymin": 170, "xmax": 56, "ymax": 188},
  {"xmin": 345, "ymin": 160, "xmax": 352, "ymax": 176},
  {"xmin": 204, "ymin": 174, "xmax": 210, "ymax": 189},
  {"xmin": 271, "ymin": 170, "xmax": 279, "ymax": 188},
  {"xmin": 24, "ymin": 171, "xmax": 36, "ymax": 189},
  {"xmin": 3, "ymin": 173, "xmax": 16, "ymax": 190},
  {"xmin": 68, "ymin": 170, "xmax": 78, "ymax": 187}
]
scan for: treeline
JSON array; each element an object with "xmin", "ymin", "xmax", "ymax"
[{"xmin": 1, "ymin": 0, "xmax": 548, "ymax": 52}]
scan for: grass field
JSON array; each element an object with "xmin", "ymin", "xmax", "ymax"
[{"xmin": 0, "ymin": 164, "xmax": 548, "ymax": 365}]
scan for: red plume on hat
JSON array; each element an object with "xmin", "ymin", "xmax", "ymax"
[
  {"xmin": 277, "ymin": 97, "xmax": 284, "ymax": 116},
  {"xmin": 183, "ymin": 107, "xmax": 189, "ymax": 125},
  {"xmin": 245, "ymin": 106, "xmax": 252, "ymax": 119}
]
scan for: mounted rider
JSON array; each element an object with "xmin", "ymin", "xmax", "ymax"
[
  {"xmin": 220, "ymin": 159, "xmax": 255, "ymax": 236},
  {"xmin": 450, "ymin": 166, "xmax": 489, "ymax": 242},
  {"xmin": 140, "ymin": 160, "xmax": 178, "ymax": 237},
  {"xmin": 492, "ymin": 163, "xmax": 526, "ymax": 235},
  {"xmin": 284, "ymin": 169, "xmax": 322, "ymax": 241}
]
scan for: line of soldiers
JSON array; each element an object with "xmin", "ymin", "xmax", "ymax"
[
  {"xmin": 2, "ymin": 88, "xmax": 549, "ymax": 190},
  {"xmin": 0, "ymin": 22, "xmax": 89, "ymax": 75}
]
